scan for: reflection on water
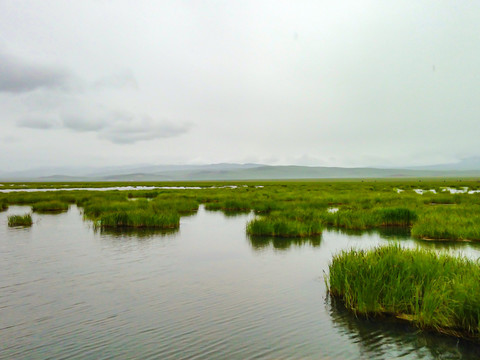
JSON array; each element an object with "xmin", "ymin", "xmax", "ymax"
[
  {"xmin": 248, "ymin": 235, "xmax": 321, "ymax": 251},
  {"xmin": 97, "ymin": 226, "xmax": 179, "ymax": 239},
  {"xmin": 204, "ymin": 208, "xmax": 252, "ymax": 217},
  {"xmin": 328, "ymin": 226, "xmax": 412, "ymax": 240},
  {"xmin": 33, "ymin": 209, "xmax": 69, "ymax": 215},
  {"xmin": 328, "ymin": 296, "xmax": 480, "ymax": 359},
  {"xmin": 416, "ymin": 239, "xmax": 480, "ymax": 254}
]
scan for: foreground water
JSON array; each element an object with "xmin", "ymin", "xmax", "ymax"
[{"xmin": 2, "ymin": 206, "xmax": 480, "ymax": 359}]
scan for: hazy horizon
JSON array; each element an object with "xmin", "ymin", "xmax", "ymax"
[{"xmin": 1, "ymin": 1, "xmax": 480, "ymax": 171}]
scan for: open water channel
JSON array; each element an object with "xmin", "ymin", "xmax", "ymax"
[{"xmin": 2, "ymin": 205, "xmax": 480, "ymax": 359}]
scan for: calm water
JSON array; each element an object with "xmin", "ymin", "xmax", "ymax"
[{"xmin": 1, "ymin": 205, "xmax": 480, "ymax": 359}]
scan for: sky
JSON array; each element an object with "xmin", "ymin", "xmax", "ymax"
[{"xmin": 1, "ymin": 0, "xmax": 480, "ymax": 171}]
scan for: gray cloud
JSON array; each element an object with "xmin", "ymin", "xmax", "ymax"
[
  {"xmin": 100, "ymin": 115, "xmax": 190, "ymax": 144},
  {"xmin": 62, "ymin": 113, "xmax": 107, "ymax": 131},
  {"xmin": 0, "ymin": 135, "xmax": 19, "ymax": 143},
  {"xmin": 17, "ymin": 116, "xmax": 59, "ymax": 129},
  {"xmin": 60, "ymin": 109, "xmax": 189, "ymax": 144},
  {"xmin": 13, "ymin": 91, "xmax": 189, "ymax": 144},
  {"xmin": 93, "ymin": 70, "xmax": 138, "ymax": 90},
  {"xmin": 0, "ymin": 51, "xmax": 70, "ymax": 93}
]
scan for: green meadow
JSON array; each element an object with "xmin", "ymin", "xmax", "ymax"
[{"xmin": 2, "ymin": 179, "xmax": 480, "ymax": 240}]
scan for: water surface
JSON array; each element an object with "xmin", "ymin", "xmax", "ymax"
[{"xmin": 1, "ymin": 205, "xmax": 480, "ymax": 359}]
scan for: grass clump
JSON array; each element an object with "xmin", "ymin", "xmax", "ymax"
[
  {"xmin": 96, "ymin": 209, "xmax": 180, "ymax": 229},
  {"xmin": 375, "ymin": 207, "xmax": 417, "ymax": 226},
  {"xmin": 8, "ymin": 214, "xmax": 33, "ymax": 227},
  {"xmin": 32, "ymin": 200, "xmax": 69, "ymax": 213},
  {"xmin": 247, "ymin": 215, "xmax": 322, "ymax": 237},
  {"xmin": 320, "ymin": 209, "xmax": 379, "ymax": 230},
  {"xmin": 328, "ymin": 244, "xmax": 480, "ymax": 340}
]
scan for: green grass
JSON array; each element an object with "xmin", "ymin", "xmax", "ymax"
[
  {"xmin": 82, "ymin": 200, "xmax": 148, "ymax": 219},
  {"xmin": 8, "ymin": 214, "xmax": 33, "ymax": 227},
  {"xmin": 31, "ymin": 200, "xmax": 69, "ymax": 212},
  {"xmin": 411, "ymin": 206, "xmax": 480, "ymax": 241},
  {"xmin": 151, "ymin": 197, "xmax": 199, "ymax": 214},
  {"xmin": 247, "ymin": 215, "xmax": 322, "ymax": 237},
  {"xmin": 2, "ymin": 179, "xmax": 480, "ymax": 240},
  {"xmin": 95, "ymin": 209, "xmax": 180, "ymax": 229},
  {"xmin": 327, "ymin": 245, "xmax": 480, "ymax": 340},
  {"xmin": 375, "ymin": 207, "xmax": 418, "ymax": 226}
]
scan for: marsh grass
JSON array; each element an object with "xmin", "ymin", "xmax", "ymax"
[
  {"xmin": 328, "ymin": 245, "xmax": 480, "ymax": 340},
  {"xmin": 375, "ymin": 207, "xmax": 417, "ymax": 226},
  {"xmin": 247, "ymin": 215, "xmax": 322, "ymax": 237},
  {"xmin": 204, "ymin": 198, "xmax": 252, "ymax": 212},
  {"xmin": 411, "ymin": 206, "xmax": 480, "ymax": 241},
  {"xmin": 8, "ymin": 214, "xmax": 33, "ymax": 227},
  {"xmin": 83, "ymin": 200, "xmax": 148, "ymax": 219},
  {"xmin": 151, "ymin": 198, "xmax": 199, "ymax": 214},
  {"xmin": 3, "ymin": 179, "xmax": 480, "ymax": 240},
  {"xmin": 32, "ymin": 201, "xmax": 69, "ymax": 213},
  {"xmin": 95, "ymin": 210, "xmax": 180, "ymax": 229}
]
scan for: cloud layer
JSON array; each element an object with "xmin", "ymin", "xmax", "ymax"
[
  {"xmin": 4, "ymin": 48, "xmax": 188, "ymax": 144},
  {"xmin": 0, "ymin": 51, "xmax": 70, "ymax": 93},
  {"xmin": 2, "ymin": 1, "xmax": 480, "ymax": 170},
  {"xmin": 17, "ymin": 109, "xmax": 189, "ymax": 144}
]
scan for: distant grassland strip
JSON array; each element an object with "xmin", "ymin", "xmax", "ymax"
[{"xmin": 2, "ymin": 179, "xmax": 480, "ymax": 238}]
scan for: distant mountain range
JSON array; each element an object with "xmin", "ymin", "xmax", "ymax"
[{"xmin": 1, "ymin": 158, "xmax": 480, "ymax": 181}]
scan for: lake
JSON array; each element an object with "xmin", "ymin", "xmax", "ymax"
[{"xmin": 2, "ymin": 205, "xmax": 480, "ymax": 359}]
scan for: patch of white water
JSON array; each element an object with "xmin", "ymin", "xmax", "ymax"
[
  {"xmin": 413, "ymin": 189, "xmax": 437, "ymax": 195},
  {"xmin": 0, "ymin": 185, "xmax": 240, "ymax": 193}
]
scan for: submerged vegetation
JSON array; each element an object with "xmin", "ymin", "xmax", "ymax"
[
  {"xmin": 8, "ymin": 213, "xmax": 33, "ymax": 227},
  {"xmin": 1, "ymin": 179, "xmax": 480, "ymax": 240},
  {"xmin": 327, "ymin": 245, "xmax": 480, "ymax": 340}
]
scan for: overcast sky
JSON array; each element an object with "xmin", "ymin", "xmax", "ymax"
[{"xmin": 1, "ymin": 0, "xmax": 479, "ymax": 171}]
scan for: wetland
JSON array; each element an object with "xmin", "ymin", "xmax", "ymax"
[{"xmin": 2, "ymin": 180, "xmax": 480, "ymax": 359}]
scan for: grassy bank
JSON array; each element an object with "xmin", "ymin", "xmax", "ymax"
[{"xmin": 327, "ymin": 245, "xmax": 480, "ymax": 340}]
